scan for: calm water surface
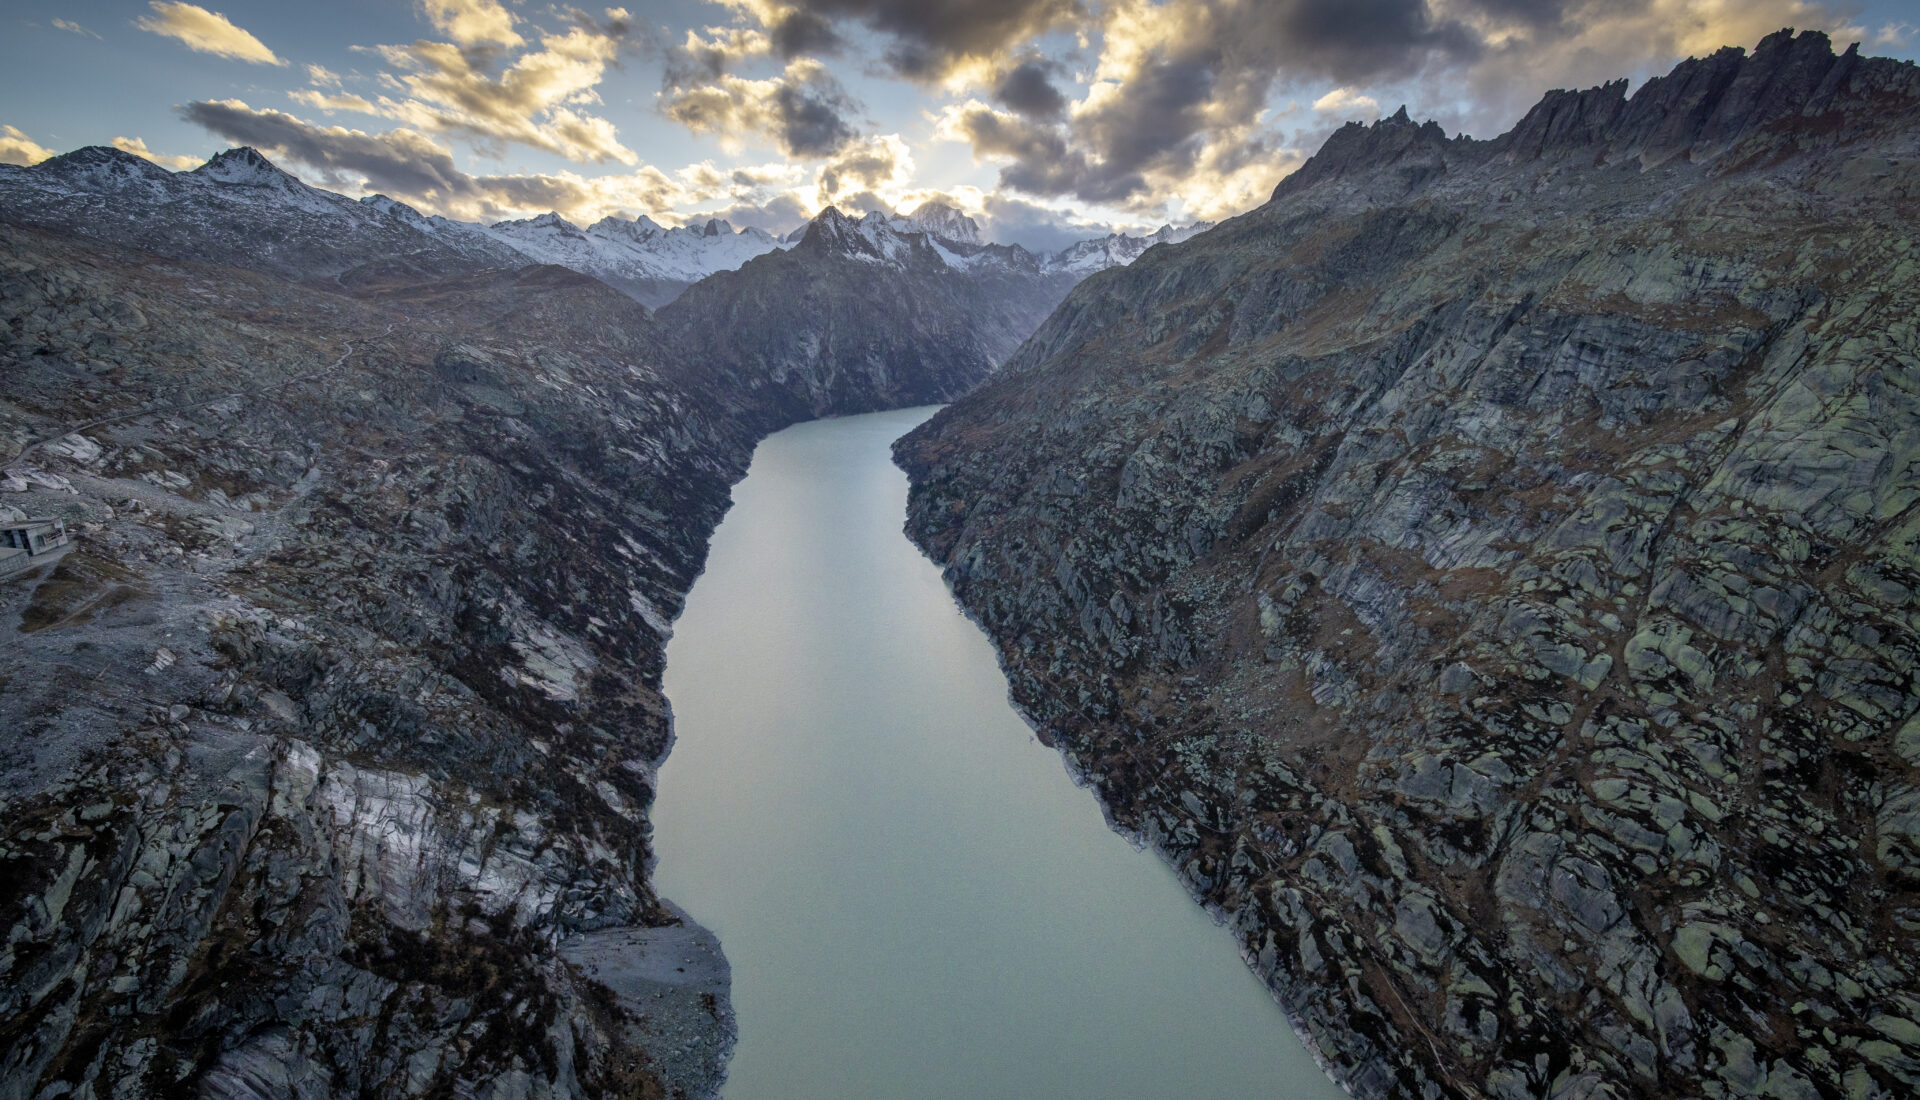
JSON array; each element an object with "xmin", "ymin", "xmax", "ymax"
[{"xmin": 652, "ymin": 407, "xmax": 1346, "ymax": 1100}]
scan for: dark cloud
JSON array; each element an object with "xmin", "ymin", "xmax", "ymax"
[
  {"xmin": 180, "ymin": 99, "xmax": 472, "ymax": 198},
  {"xmin": 179, "ymin": 98, "xmax": 682, "ymax": 221},
  {"xmin": 992, "ymin": 56, "xmax": 1068, "ymax": 119},
  {"xmin": 754, "ymin": 0, "xmax": 1084, "ymax": 78},
  {"xmin": 660, "ymin": 50, "xmax": 863, "ymax": 159},
  {"xmin": 769, "ymin": 8, "xmax": 844, "ymax": 58},
  {"xmin": 943, "ymin": 0, "xmax": 1485, "ymax": 211},
  {"xmin": 1254, "ymin": 0, "xmax": 1481, "ymax": 84},
  {"xmin": 773, "ymin": 73, "xmax": 861, "ymax": 156}
]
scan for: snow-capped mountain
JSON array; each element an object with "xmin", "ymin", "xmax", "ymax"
[
  {"xmin": 895, "ymin": 201, "xmax": 982, "ymax": 244},
  {"xmin": 480, "ymin": 212, "xmax": 789, "ymax": 308},
  {"xmin": 0, "ymin": 145, "xmax": 1212, "ymax": 309},
  {"xmin": 0, "ymin": 146, "xmax": 524, "ymax": 281},
  {"xmin": 1043, "ymin": 221, "xmax": 1214, "ymax": 275},
  {"xmin": 779, "ymin": 202, "xmax": 1212, "ymax": 280}
]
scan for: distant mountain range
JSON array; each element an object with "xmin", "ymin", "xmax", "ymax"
[
  {"xmin": 0, "ymin": 146, "xmax": 1205, "ymax": 309},
  {"xmin": 656, "ymin": 205, "xmax": 1093, "ymax": 418}
]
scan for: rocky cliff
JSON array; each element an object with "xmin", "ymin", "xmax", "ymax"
[
  {"xmin": 898, "ymin": 30, "xmax": 1920, "ymax": 1099},
  {"xmin": 0, "ymin": 219, "xmax": 771, "ymax": 1098}
]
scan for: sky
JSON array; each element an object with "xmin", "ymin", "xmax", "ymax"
[{"xmin": 2, "ymin": 0, "xmax": 1917, "ymax": 250}]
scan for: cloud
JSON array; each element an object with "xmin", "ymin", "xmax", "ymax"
[
  {"xmin": 53, "ymin": 18, "xmax": 101, "ymax": 39},
  {"xmin": 134, "ymin": 2, "xmax": 285, "ymax": 66},
  {"xmin": 366, "ymin": 20, "xmax": 639, "ymax": 163},
  {"xmin": 418, "ymin": 0, "xmax": 523, "ymax": 48},
  {"xmin": 992, "ymin": 55, "xmax": 1070, "ymax": 118},
  {"xmin": 0, "ymin": 125, "xmax": 57, "ymax": 166},
  {"xmin": 814, "ymin": 133, "xmax": 914, "ymax": 207},
  {"xmin": 662, "ymin": 24, "xmax": 774, "ymax": 86},
  {"xmin": 975, "ymin": 192, "xmax": 1115, "ymax": 251},
  {"xmin": 720, "ymin": 0, "xmax": 1084, "ymax": 80},
  {"xmin": 292, "ymin": 89, "xmax": 380, "ymax": 113},
  {"xmin": 1313, "ymin": 87, "xmax": 1380, "ymax": 117},
  {"xmin": 685, "ymin": 192, "xmax": 814, "ymax": 235},
  {"xmin": 111, "ymin": 136, "xmax": 201, "ymax": 170},
  {"xmin": 177, "ymin": 98, "xmax": 809, "ymax": 227},
  {"xmin": 182, "ymin": 100, "xmax": 480, "ymax": 198},
  {"xmin": 929, "ymin": 0, "xmax": 1474, "ymax": 216},
  {"xmin": 927, "ymin": 0, "xmax": 1867, "ymax": 223},
  {"xmin": 662, "ymin": 57, "xmax": 862, "ymax": 157}
]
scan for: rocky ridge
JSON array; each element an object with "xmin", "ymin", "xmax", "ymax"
[
  {"xmin": 0, "ymin": 149, "xmax": 1197, "ymax": 315},
  {"xmin": 653, "ymin": 204, "xmax": 1086, "ymax": 419},
  {"xmin": 898, "ymin": 30, "xmax": 1920, "ymax": 1099},
  {"xmin": 0, "ymin": 147, "xmax": 525, "ymax": 284}
]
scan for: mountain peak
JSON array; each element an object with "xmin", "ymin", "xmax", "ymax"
[
  {"xmin": 490, "ymin": 211, "xmax": 584, "ymax": 236},
  {"xmin": 1270, "ymin": 29, "xmax": 1915, "ymax": 202},
  {"xmin": 1272, "ymin": 109, "xmax": 1456, "ymax": 200},
  {"xmin": 799, "ymin": 205, "xmax": 916, "ymax": 263},
  {"xmin": 193, "ymin": 146, "xmax": 301, "ymax": 187},
  {"xmin": 34, "ymin": 145, "xmax": 176, "ymax": 186},
  {"xmin": 587, "ymin": 213, "xmax": 664, "ymax": 241},
  {"xmin": 900, "ymin": 201, "xmax": 982, "ymax": 245}
]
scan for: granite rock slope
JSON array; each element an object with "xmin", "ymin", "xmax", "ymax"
[
  {"xmin": 898, "ymin": 30, "xmax": 1920, "ymax": 1099},
  {"xmin": 0, "ymin": 223, "xmax": 783, "ymax": 1098}
]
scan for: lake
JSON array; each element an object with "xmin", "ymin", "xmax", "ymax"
[{"xmin": 651, "ymin": 407, "xmax": 1346, "ymax": 1100}]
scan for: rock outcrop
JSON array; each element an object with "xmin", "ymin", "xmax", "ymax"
[{"xmin": 898, "ymin": 31, "xmax": 1920, "ymax": 1099}]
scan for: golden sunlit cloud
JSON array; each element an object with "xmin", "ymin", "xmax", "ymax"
[
  {"xmin": 134, "ymin": 2, "xmax": 285, "ymax": 66},
  {"xmin": 418, "ymin": 0, "xmax": 524, "ymax": 49},
  {"xmin": 814, "ymin": 133, "xmax": 915, "ymax": 209},
  {"xmin": 111, "ymin": 135, "xmax": 201, "ymax": 170},
  {"xmin": 0, "ymin": 125, "xmax": 57, "ymax": 166},
  {"xmin": 661, "ymin": 58, "xmax": 860, "ymax": 158},
  {"xmin": 367, "ymin": 20, "xmax": 638, "ymax": 164},
  {"xmin": 291, "ymin": 89, "xmax": 379, "ymax": 114},
  {"xmin": 1313, "ymin": 88, "xmax": 1381, "ymax": 118}
]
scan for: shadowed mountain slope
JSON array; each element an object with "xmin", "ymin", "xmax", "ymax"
[{"xmin": 898, "ymin": 30, "xmax": 1920, "ymax": 1099}]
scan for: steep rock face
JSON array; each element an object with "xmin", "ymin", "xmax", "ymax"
[
  {"xmin": 656, "ymin": 206, "xmax": 1081, "ymax": 419},
  {"xmin": 0, "ymin": 225, "xmax": 757, "ymax": 1098},
  {"xmin": 898, "ymin": 31, "xmax": 1920, "ymax": 1099}
]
